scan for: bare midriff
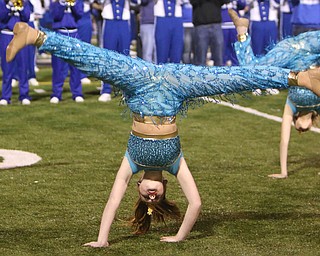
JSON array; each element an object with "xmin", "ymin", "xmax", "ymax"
[{"xmin": 131, "ymin": 114, "xmax": 178, "ymax": 139}]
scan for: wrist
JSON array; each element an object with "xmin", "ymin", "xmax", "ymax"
[
  {"xmin": 97, "ymin": 240, "xmax": 109, "ymax": 247},
  {"xmin": 281, "ymin": 169, "xmax": 288, "ymax": 176}
]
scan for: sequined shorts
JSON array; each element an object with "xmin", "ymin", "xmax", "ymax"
[{"xmin": 125, "ymin": 133, "xmax": 182, "ymax": 175}]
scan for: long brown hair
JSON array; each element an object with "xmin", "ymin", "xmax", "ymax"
[{"xmin": 131, "ymin": 191, "xmax": 181, "ymax": 234}]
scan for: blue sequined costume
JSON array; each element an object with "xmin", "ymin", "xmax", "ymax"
[
  {"xmin": 234, "ymin": 32, "xmax": 320, "ymax": 115},
  {"xmin": 125, "ymin": 135, "xmax": 182, "ymax": 175},
  {"xmin": 287, "ymin": 87, "xmax": 320, "ymax": 114},
  {"xmin": 39, "ymin": 30, "xmax": 293, "ymax": 174},
  {"xmin": 40, "ymin": 30, "xmax": 292, "ymax": 117}
]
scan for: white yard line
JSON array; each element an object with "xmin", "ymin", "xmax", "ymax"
[{"xmin": 203, "ymin": 97, "xmax": 320, "ymax": 134}]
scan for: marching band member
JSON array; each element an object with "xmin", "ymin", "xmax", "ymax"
[
  {"xmin": 0, "ymin": 0, "xmax": 31, "ymax": 105},
  {"xmin": 154, "ymin": 0, "xmax": 184, "ymax": 64},
  {"xmin": 96, "ymin": 0, "xmax": 138, "ymax": 102},
  {"xmin": 48, "ymin": 0, "xmax": 84, "ymax": 104}
]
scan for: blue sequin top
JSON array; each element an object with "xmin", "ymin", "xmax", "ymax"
[
  {"xmin": 287, "ymin": 87, "xmax": 320, "ymax": 114},
  {"xmin": 40, "ymin": 30, "xmax": 291, "ymax": 117}
]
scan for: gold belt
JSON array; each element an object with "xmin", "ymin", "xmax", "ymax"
[
  {"xmin": 131, "ymin": 130, "xmax": 178, "ymax": 139},
  {"xmin": 132, "ymin": 113, "xmax": 176, "ymax": 125}
]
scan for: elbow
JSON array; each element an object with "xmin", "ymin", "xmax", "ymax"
[
  {"xmin": 198, "ymin": 201, "xmax": 202, "ymax": 212},
  {"xmin": 191, "ymin": 199, "xmax": 202, "ymax": 212},
  {"xmin": 197, "ymin": 198, "xmax": 202, "ymax": 209}
]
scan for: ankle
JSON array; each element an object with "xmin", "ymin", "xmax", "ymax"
[
  {"xmin": 25, "ymin": 27, "xmax": 41, "ymax": 46},
  {"xmin": 237, "ymin": 27, "xmax": 248, "ymax": 36},
  {"xmin": 237, "ymin": 32, "xmax": 249, "ymax": 42},
  {"xmin": 289, "ymin": 68, "xmax": 320, "ymax": 96},
  {"xmin": 34, "ymin": 30, "xmax": 46, "ymax": 47},
  {"xmin": 288, "ymin": 71, "xmax": 299, "ymax": 86}
]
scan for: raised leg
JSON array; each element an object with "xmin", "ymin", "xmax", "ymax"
[
  {"xmin": 228, "ymin": 9, "xmax": 249, "ymax": 36},
  {"xmin": 6, "ymin": 22, "xmax": 45, "ymax": 62}
]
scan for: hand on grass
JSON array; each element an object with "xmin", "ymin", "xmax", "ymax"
[
  {"xmin": 83, "ymin": 241, "xmax": 109, "ymax": 247},
  {"xmin": 160, "ymin": 236, "xmax": 183, "ymax": 243},
  {"xmin": 268, "ymin": 173, "xmax": 288, "ymax": 179}
]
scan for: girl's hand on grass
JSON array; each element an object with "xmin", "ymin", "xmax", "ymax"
[
  {"xmin": 83, "ymin": 241, "xmax": 109, "ymax": 247},
  {"xmin": 160, "ymin": 236, "xmax": 183, "ymax": 243},
  {"xmin": 268, "ymin": 173, "xmax": 288, "ymax": 179}
]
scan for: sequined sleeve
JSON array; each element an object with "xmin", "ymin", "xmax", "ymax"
[{"xmin": 234, "ymin": 32, "xmax": 320, "ymax": 70}]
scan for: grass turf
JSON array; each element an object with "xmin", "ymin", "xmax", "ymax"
[{"xmin": 0, "ymin": 67, "xmax": 319, "ymax": 256}]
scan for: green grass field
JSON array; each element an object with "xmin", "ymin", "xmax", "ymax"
[{"xmin": 0, "ymin": 67, "xmax": 319, "ymax": 256}]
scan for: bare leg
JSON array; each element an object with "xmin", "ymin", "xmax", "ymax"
[{"xmin": 6, "ymin": 22, "xmax": 45, "ymax": 62}]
